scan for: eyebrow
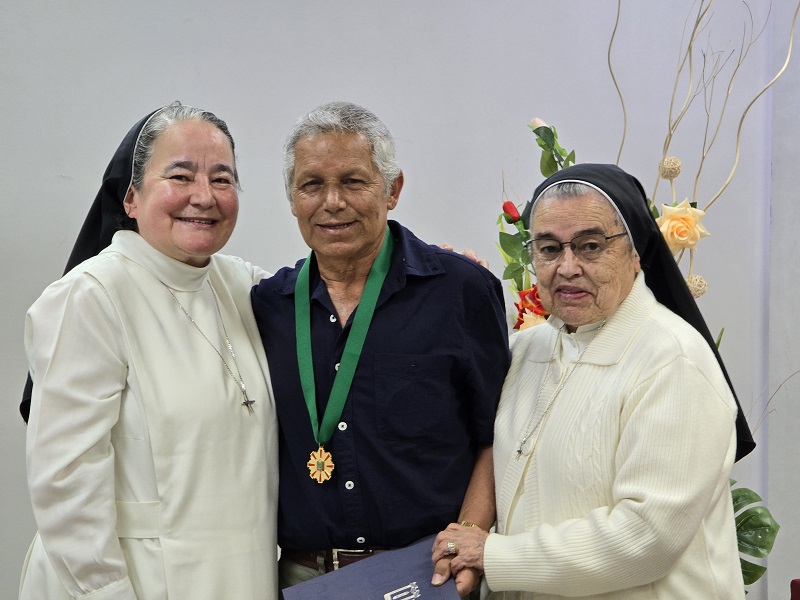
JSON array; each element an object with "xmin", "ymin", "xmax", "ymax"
[
  {"xmin": 533, "ymin": 226, "xmax": 606, "ymax": 240},
  {"xmin": 294, "ymin": 164, "xmax": 373, "ymax": 180},
  {"xmin": 166, "ymin": 160, "xmax": 235, "ymax": 176}
]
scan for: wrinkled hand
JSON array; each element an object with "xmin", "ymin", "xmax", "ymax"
[
  {"xmin": 431, "ymin": 557, "xmax": 482, "ymax": 597},
  {"xmin": 455, "ymin": 567, "xmax": 481, "ymax": 597},
  {"xmin": 431, "ymin": 523, "xmax": 489, "ymax": 595},
  {"xmin": 439, "ymin": 244, "xmax": 490, "ymax": 268}
]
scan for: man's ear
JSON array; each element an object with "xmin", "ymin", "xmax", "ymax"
[{"xmin": 386, "ymin": 171, "xmax": 404, "ymax": 211}]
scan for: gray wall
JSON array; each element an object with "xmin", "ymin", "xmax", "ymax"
[{"xmin": 1, "ymin": 2, "xmax": 796, "ymax": 598}]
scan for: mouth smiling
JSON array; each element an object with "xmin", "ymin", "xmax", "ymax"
[
  {"xmin": 176, "ymin": 217, "xmax": 217, "ymax": 225},
  {"xmin": 318, "ymin": 221, "xmax": 355, "ymax": 231}
]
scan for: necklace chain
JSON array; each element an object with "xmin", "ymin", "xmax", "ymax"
[
  {"xmin": 164, "ymin": 281, "xmax": 255, "ymax": 413},
  {"xmin": 515, "ymin": 320, "xmax": 605, "ymax": 459}
]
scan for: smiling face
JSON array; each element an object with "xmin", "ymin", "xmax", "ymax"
[
  {"xmin": 124, "ymin": 119, "xmax": 238, "ymax": 267},
  {"xmin": 532, "ymin": 193, "xmax": 640, "ymax": 331},
  {"xmin": 289, "ymin": 131, "xmax": 402, "ymax": 270}
]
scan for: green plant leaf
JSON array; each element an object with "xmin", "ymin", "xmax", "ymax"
[
  {"xmin": 740, "ymin": 558, "xmax": 767, "ymax": 586},
  {"xmin": 520, "ymin": 199, "xmax": 534, "ymax": 230},
  {"xmin": 565, "ymin": 150, "xmax": 576, "ymax": 167},
  {"xmin": 540, "ymin": 152, "xmax": 559, "ymax": 177},
  {"xmin": 647, "ymin": 198, "xmax": 660, "ymax": 220},
  {"xmin": 499, "ymin": 231, "xmax": 525, "ymax": 259},
  {"xmin": 503, "ymin": 262, "xmax": 524, "ymax": 281},
  {"xmin": 495, "ymin": 242, "xmax": 512, "ymax": 263},
  {"xmin": 736, "ymin": 506, "xmax": 780, "ymax": 558},
  {"xmin": 533, "ymin": 126, "xmax": 556, "ymax": 149},
  {"xmin": 732, "ymin": 487, "xmax": 762, "ymax": 513}
]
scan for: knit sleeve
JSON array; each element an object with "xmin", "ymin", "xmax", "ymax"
[{"xmin": 484, "ymin": 355, "xmax": 737, "ymax": 596}]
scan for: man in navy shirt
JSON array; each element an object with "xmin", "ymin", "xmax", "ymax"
[{"xmin": 252, "ymin": 101, "xmax": 510, "ymax": 597}]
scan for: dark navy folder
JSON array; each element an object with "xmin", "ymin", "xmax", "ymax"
[{"xmin": 283, "ymin": 535, "xmax": 461, "ymax": 599}]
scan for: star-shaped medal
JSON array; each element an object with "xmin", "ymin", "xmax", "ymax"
[{"xmin": 307, "ymin": 445, "xmax": 335, "ymax": 483}]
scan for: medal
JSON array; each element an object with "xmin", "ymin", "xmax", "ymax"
[
  {"xmin": 307, "ymin": 445, "xmax": 335, "ymax": 483},
  {"xmin": 295, "ymin": 226, "xmax": 394, "ymax": 484}
]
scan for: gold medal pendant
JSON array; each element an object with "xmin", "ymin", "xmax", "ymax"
[{"xmin": 308, "ymin": 445, "xmax": 335, "ymax": 483}]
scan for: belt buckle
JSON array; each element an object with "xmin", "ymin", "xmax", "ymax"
[{"xmin": 330, "ymin": 548, "xmax": 372, "ymax": 570}]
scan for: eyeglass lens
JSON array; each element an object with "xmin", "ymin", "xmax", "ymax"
[{"xmin": 531, "ymin": 233, "xmax": 623, "ymax": 262}]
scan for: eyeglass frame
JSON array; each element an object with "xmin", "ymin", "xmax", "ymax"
[{"xmin": 524, "ymin": 231, "xmax": 629, "ymax": 262}]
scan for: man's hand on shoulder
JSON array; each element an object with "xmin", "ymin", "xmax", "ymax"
[{"xmin": 439, "ymin": 244, "xmax": 489, "ymax": 268}]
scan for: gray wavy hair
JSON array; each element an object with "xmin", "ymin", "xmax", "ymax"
[
  {"xmin": 131, "ymin": 101, "xmax": 240, "ymax": 191},
  {"xmin": 533, "ymin": 181, "xmax": 635, "ymax": 251},
  {"xmin": 282, "ymin": 101, "xmax": 401, "ymax": 199}
]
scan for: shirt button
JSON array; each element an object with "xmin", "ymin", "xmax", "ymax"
[
  {"xmin": 338, "ymin": 421, "xmax": 347, "ymax": 431},
  {"xmin": 329, "ymin": 314, "xmax": 337, "ymax": 323},
  {"xmin": 345, "ymin": 480, "xmax": 355, "ymax": 490},
  {"xmin": 356, "ymin": 537, "xmax": 366, "ymax": 544},
  {"xmin": 334, "ymin": 362, "xmax": 340, "ymax": 371}
]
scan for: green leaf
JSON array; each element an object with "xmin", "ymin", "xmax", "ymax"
[
  {"xmin": 513, "ymin": 273, "xmax": 524, "ymax": 292},
  {"xmin": 495, "ymin": 242, "xmax": 512, "ymax": 263},
  {"xmin": 736, "ymin": 505, "xmax": 780, "ymax": 558},
  {"xmin": 499, "ymin": 231, "xmax": 525, "ymax": 259},
  {"xmin": 740, "ymin": 558, "xmax": 767, "ymax": 586},
  {"xmin": 503, "ymin": 262, "xmax": 524, "ymax": 281},
  {"xmin": 732, "ymin": 487, "xmax": 762, "ymax": 513},
  {"xmin": 533, "ymin": 126, "xmax": 556, "ymax": 150},
  {"xmin": 540, "ymin": 152, "xmax": 559, "ymax": 177},
  {"xmin": 716, "ymin": 327, "xmax": 725, "ymax": 348},
  {"xmin": 564, "ymin": 150, "xmax": 576, "ymax": 167},
  {"xmin": 520, "ymin": 199, "xmax": 534, "ymax": 230}
]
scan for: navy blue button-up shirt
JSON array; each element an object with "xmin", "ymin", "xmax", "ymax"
[{"xmin": 252, "ymin": 221, "xmax": 510, "ymax": 551}]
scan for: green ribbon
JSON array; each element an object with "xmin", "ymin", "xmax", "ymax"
[{"xmin": 295, "ymin": 226, "xmax": 394, "ymax": 446}]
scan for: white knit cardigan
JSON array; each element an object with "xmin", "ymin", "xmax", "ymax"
[{"xmin": 484, "ymin": 273, "xmax": 744, "ymax": 599}]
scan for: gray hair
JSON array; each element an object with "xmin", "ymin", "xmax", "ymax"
[
  {"xmin": 131, "ymin": 101, "xmax": 240, "ymax": 191},
  {"xmin": 532, "ymin": 180, "xmax": 635, "ymax": 251},
  {"xmin": 282, "ymin": 101, "xmax": 400, "ymax": 199}
]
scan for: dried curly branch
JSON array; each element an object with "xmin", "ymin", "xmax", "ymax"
[
  {"xmin": 705, "ymin": 0, "xmax": 799, "ymax": 210},
  {"xmin": 692, "ymin": 5, "xmax": 764, "ymax": 205},
  {"xmin": 651, "ymin": 0, "xmax": 714, "ymax": 206},
  {"xmin": 751, "ymin": 368, "xmax": 800, "ymax": 434},
  {"xmin": 609, "ymin": 0, "xmax": 627, "ymax": 165}
]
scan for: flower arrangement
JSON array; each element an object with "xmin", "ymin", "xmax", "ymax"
[
  {"xmin": 497, "ymin": 119, "xmax": 576, "ymax": 330},
  {"xmin": 495, "ymin": 0, "xmax": 798, "ymax": 587}
]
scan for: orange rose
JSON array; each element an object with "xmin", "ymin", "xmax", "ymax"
[
  {"xmin": 655, "ymin": 198, "xmax": 710, "ymax": 254},
  {"xmin": 514, "ymin": 285, "xmax": 548, "ymax": 329}
]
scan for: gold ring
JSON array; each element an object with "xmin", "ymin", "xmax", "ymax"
[{"xmin": 446, "ymin": 541, "xmax": 457, "ymax": 556}]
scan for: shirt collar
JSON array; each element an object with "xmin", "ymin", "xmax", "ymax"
[
  {"xmin": 523, "ymin": 272, "xmax": 654, "ymax": 365},
  {"xmin": 275, "ymin": 220, "xmax": 445, "ymax": 298}
]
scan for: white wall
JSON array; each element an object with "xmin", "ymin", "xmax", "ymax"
[
  {"xmin": 768, "ymin": 0, "xmax": 800, "ymax": 594},
  {"xmin": 1, "ymin": 2, "xmax": 795, "ymax": 598}
]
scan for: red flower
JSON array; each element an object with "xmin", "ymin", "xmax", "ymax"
[
  {"xmin": 502, "ymin": 201, "xmax": 521, "ymax": 223},
  {"xmin": 513, "ymin": 285, "xmax": 548, "ymax": 329},
  {"xmin": 517, "ymin": 286, "xmax": 547, "ymax": 315}
]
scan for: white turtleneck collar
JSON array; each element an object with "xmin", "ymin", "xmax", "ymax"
[{"xmin": 106, "ymin": 230, "xmax": 213, "ymax": 292}]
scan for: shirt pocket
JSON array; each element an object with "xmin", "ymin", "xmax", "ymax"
[{"xmin": 373, "ymin": 353, "xmax": 457, "ymax": 442}]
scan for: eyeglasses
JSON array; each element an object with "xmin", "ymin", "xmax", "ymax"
[{"xmin": 526, "ymin": 232, "xmax": 628, "ymax": 262}]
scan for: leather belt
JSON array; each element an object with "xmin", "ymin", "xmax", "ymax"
[{"xmin": 282, "ymin": 548, "xmax": 387, "ymax": 573}]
